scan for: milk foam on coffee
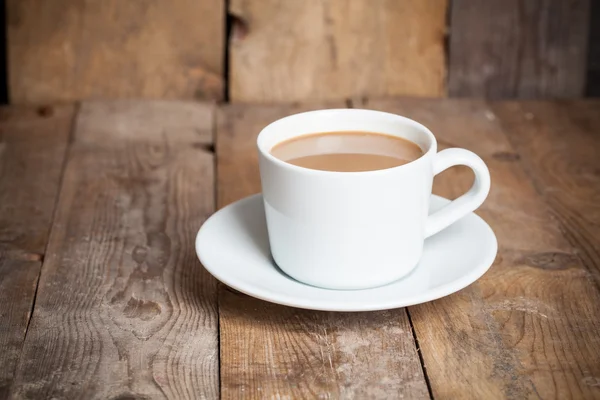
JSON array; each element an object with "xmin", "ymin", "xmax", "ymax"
[{"xmin": 270, "ymin": 131, "xmax": 423, "ymax": 172}]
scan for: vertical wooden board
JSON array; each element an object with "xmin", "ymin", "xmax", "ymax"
[
  {"xmin": 8, "ymin": 0, "xmax": 224, "ymax": 104},
  {"xmin": 0, "ymin": 105, "xmax": 73, "ymax": 397},
  {"xmin": 10, "ymin": 102, "xmax": 219, "ymax": 399},
  {"xmin": 216, "ymin": 103, "xmax": 430, "ymax": 399},
  {"xmin": 363, "ymin": 98, "xmax": 600, "ymax": 399},
  {"xmin": 448, "ymin": 0, "xmax": 590, "ymax": 98},
  {"xmin": 492, "ymin": 100, "xmax": 600, "ymax": 287},
  {"xmin": 229, "ymin": 0, "xmax": 447, "ymax": 103}
]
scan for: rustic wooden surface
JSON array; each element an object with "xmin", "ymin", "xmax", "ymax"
[
  {"xmin": 1, "ymin": 99, "xmax": 599, "ymax": 399},
  {"xmin": 8, "ymin": 102, "xmax": 219, "ymax": 399},
  {"xmin": 229, "ymin": 0, "xmax": 447, "ymax": 103},
  {"xmin": 7, "ymin": 0, "xmax": 225, "ymax": 104},
  {"xmin": 363, "ymin": 98, "xmax": 600, "ymax": 399},
  {"xmin": 492, "ymin": 101, "xmax": 600, "ymax": 287},
  {"xmin": 216, "ymin": 104, "xmax": 430, "ymax": 399},
  {"xmin": 448, "ymin": 0, "xmax": 591, "ymax": 98},
  {"xmin": 0, "ymin": 105, "xmax": 74, "ymax": 397},
  {"xmin": 8, "ymin": 0, "xmax": 594, "ymax": 104}
]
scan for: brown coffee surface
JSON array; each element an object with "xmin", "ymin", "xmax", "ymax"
[{"xmin": 270, "ymin": 131, "xmax": 423, "ymax": 172}]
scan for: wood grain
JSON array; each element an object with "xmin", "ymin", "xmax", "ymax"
[
  {"xmin": 8, "ymin": 0, "xmax": 224, "ymax": 104},
  {"xmin": 229, "ymin": 0, "xmax": 447, "ymax": 103},
  {"xmin": 448, "ymin": 0, "xmax": 590, "ymax": 98},
  {"xmin": 220, "ymin": 291, "xmax": 429, "ymax": 399},
  {"xmin": 363, "ymin": 98, "xmax": 600, "ymax": 399},
  {"xmin": 216, "ymin": 103, "xmax": 430, "ymax": 399},
  {"xmin": 492, "ymin": 100, "xmax": 600, "ymax": 288},
  {"xmin": 0, "ymin": 105, "xmax": 74, "ymax": 398},
  {"xmin": 10, "ymin": 102, "xmax": 219, "ymax": 399},
  {"xmin": 73, "ymin": 99, "xmax": 214, "ymax": 145}
]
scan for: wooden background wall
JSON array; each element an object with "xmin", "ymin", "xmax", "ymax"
[{"xmin": 7, "ymin": 0, "xmax": 592, "ymax": 104}]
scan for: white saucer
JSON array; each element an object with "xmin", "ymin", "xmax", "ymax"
[{"xmin": 196, "ymin": 194, "xmax": 497, "ymax": 312}]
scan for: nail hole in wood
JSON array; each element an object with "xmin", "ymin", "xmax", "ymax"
[
  {"xmin": 37, "ymin": 106, "xmax": 54, "ymax": 117},
  {"xmin": 492, "ymin": 151, "xmax": 521, "ymax": 162},
  {"xmin": 229, "ymin": 13, "xmax": 249, "ymax": 41},
  {"xmin": 192, "ymin": 142, "xmax": 215, "ymax": 153}
]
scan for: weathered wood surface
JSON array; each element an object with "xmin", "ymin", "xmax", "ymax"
[
  {"xmin": 0, "ymin": 105, "xmax": 74, "ymax": 398},
  {"xmin": 216, "ymin": 103, "xmax": 430, "ymax": 399},
  {"xmin": 7, "ymin": 0, "xmax": 225, "ymax": 104},
  {"xmin": 9, "ymin": 102, "xmax": 219, "ymax": 399},
  {"xmin": 364, "ymin": 98, "xmax": 600, "ymax": 399},
  {"xmin": 1, "ymin": 99, "xmax": 600, "ymax": 398},
  {"xmin": 492, "ymin": 100, "xmax": 600, "ymax": 288},
  {"xmin": 448, "ymin": 0, "xmax": 590, "ymax": 98},
  {"xmin": 229, "ymin": 0, "xmax": 447, "ymax": 103}
]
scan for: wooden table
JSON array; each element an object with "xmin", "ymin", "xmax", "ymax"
[{"xmin": 1, "ymin": 98, "xmax": 599, "ymax": 399}]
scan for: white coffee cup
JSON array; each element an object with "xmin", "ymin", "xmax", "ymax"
[{"xmin": 257, "ymin": 109, "xmax": 490, "ymax": 290}]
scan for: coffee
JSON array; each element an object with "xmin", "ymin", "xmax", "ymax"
[{"xmin": 270, "ymin": 131, "xmax": 423, "ymax": 172}]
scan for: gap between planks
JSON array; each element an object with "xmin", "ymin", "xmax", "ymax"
[
  {"xmin": 407, "ymin": 305, "xmax": 434, "ymax": 400},
  {"xmin": 20, "ymin": 102, "xmax": 81, "ymax": 344}
]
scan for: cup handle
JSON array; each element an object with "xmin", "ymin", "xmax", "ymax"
[{"xmin": 425, "ymin": 148, "xmax": 491, "ymax": 238}]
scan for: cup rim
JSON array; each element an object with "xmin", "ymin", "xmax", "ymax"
[{"xmin": 256, "ymin": 108, "xmax": 438, "ymax": 176}]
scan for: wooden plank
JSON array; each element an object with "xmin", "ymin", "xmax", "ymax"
[
  {"xmin": 10, "ymin": 101, "xmax": 219, "ymax": 399},
  {"xmin": 0, "ymin": 105, "xmax": 74, "ymax": 398},
  {"xmin": 492, "ymin": 100, "xmax": 600, "ymax": 287},
  {"xmin": 216, "ymin": 103, "xmax": 430, "ymax": 399},
  {"xmin": 363, "ymin": 98, "xmax": 600, "ymax": 399},
  {"xmin": 8, "ymin": 0, "xmax": 224, "ymax": 104},
  {"xmin": 448, "ymin": 0, "xmax": 590, "ymax": 98},
  {"xmin": 73, "ymin": 99, "xmax": 214, "ymax": 145},
  {"xmin": 229, "ymin": 0, "xmax": 447, "ymax": 103}
]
